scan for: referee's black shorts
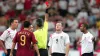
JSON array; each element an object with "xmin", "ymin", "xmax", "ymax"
[
  {"xmin": 52, "ymin": 53, "xmax": 65, "ymax": 56},
  {"xmin": 35, "ymin": 49, "xmax": 48, "ymax": 56},
  {"xmin": 82, "ymin": 52, "xmax": 93, "ymax": 56}
]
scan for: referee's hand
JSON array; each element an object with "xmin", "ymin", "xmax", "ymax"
[{"xmin": 45, "ymin": 1, "xmax": 52, "ymax": 9}]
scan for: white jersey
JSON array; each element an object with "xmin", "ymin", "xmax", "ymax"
[
  {"xmin": 0, "ymin": 28, "xmax": 17, "ymax": 49},
  {"xmin": 81, "ymin": 32, "xmax": 94, "ymax": 55},
  {"xmin": 48, "ymin": 32, "xmax": 70, "ymax": 54}
]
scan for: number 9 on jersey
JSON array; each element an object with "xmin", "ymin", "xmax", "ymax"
[{"xmin": 20, "ymin": 35, "xmax": 26, "ymax": 46}]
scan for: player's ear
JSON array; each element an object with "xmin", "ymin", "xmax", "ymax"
[
  {"xmin": 28, "ymin": 26, "xmax": 31, "ymax": 29},
  {"xmin": 36, "ymin": 25, "xmax": 38, "ymax": 29}
]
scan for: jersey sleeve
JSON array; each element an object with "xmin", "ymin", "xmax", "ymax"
[
  {"xmin": 31, "ymin": 33, "xmax": 37, "ymax": 44},
  {"xmin": 65, "ymin": 34, "xmax": 70, "ymax": 45},
  {"xmin": 13, "ymin": 32, "xmax": 18, "ymax": 43},
  {"xmin": 0, "ymin": 30, "xmax": 8, "ymax": 41},
  {"xmin": 43, "ymin": 21, "xmax": 48, "ymax": 31},
  {"xmin": 48, "ymin": 35, "xmax": 53, "ymax": 47}
]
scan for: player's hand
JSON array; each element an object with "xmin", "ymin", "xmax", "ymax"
[
  {"xmin": 65, "ymin": 54, "xmax": 68, "ymax": 56},
  {"xmin": 37, "ymin": 54, "xmax": 40, "ymax": 56},
  {"xmin": 10, "ymin": 53, "xmax": 13, "ymax": 56},
  {"xmin": 4, "ymin": 49, "xmax": 7, "ymax": 54},
  {"xmin": 49, "ymin": 55, "xmax": 51, "ymax": 56}
]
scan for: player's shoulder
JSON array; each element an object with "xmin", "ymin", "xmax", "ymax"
[
  {"xmin": 87, "ymin": 32, "xmax": 92, "ymax": 35},
  {"xmin": 88, "ymin": 32, "xmax": 93, "ymax": 37},
  {"xmin": 25, "ymin": 30, "xmax": 33, "ymax": 34},
  {"xmin": 4, "ymin": 28, "xmax": 11, "ymax": 32},
  {"xmin": 19, "ymin": 30, "xmax": 33, "ymax": 34},
  {"xmin": 3, "ymin": 29, "xmax": 8, "ymax": 32},
  {"xmin": 50, "ymin": 32, "xmax": 56, "ymax": 38},
  {"xmin": 62, "ymin": 32, "xmax": 69, "ymax": 36},
  {"xmin": 51, "ymin": 32, "xmax": 56, "ymax": 36},
  {"xmin": 17, "ymin": 30, "xmax": 22, "ymax": 33},
  {"xmin": 3, "ymin": 28, "xmax": 11, "ymax": 33},
  {"xmin": 33, "ymin": 30, "xmax": 38, "ymax": 34},
  {"xmin": 34, "ymin": 30, "xmax": 38, "ymax": 33}
]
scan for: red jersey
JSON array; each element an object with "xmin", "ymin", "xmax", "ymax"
[{"xmin": 13, "ymin": 30, "xmax": 37, "ymax": 56}]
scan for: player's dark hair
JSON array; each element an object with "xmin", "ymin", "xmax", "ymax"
[
  {"xmin": 24, "ymin": 21, "xmax": 31, "ymax": 28},
  {"xmin": 36, "ymin": 18, "xmax": 43, "ymax": 28},
  {"xmin": 83, "ymin": 23, "xmax": 88, "ymax": 29},
  {"xmin": 9, "ymin": 18, "xmax": 18, "ymax": 25}
]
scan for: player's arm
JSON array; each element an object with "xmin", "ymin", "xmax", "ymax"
[
  {"xmin": 0, "ymin": 40, "xmax": 7, "ymax": 54},
  {"xmin": 10, "ymin": 32, "xmax": 18, "ymax": 56},
  {"xmin": 77, "ymin": 37, "xmax": 82, "ymax": 45},
  {"xmin": 32, "ymin": 33, "xmax": 40, "ymax": 56},
  {"xmin": 65, "ymin": 34, "xmax": 70, "ymax": 56},
  {"xmin": 10, "ymin": 42, "xmax": 16, "ymax": 56},
  {"xmin": 65, "ymin": 43, "xmax": 70, "ymax": 56},
  {"xmin": 0, "ymin": 30, "xmax": 9, "ymax": 54},
  {"xmin": 33, "ymin": 44, "xmax": 40, "ymax": 56},
  {"xmin": 48, "ymin": 35, "xmax": 53, "ymax": 55},
  {"xmin": 48, "ymin": 47, "xmax": 52, "ymax": 55}
]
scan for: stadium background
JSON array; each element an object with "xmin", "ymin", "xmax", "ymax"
[{"xmin": 0, "ymin": 0, "xmax": 100, "ymax": 56}]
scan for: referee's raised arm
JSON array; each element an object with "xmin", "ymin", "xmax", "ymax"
[
  {"xmin": 45, "ymin": 13, "xmax": 49, "ymax": 22},
  {"xmin": 33, "ymin": 1, "xmax": 51, "ymax": 56},
  {"xmin": 45, "ymin": 1, "xmax": 52, "ymax": 22}
]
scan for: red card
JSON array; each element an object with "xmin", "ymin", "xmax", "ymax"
[{"xmin": 45, "ymin": 1, "xmax": 49, "ymax": 6}]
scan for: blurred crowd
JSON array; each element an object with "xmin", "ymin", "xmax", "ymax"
[{"xmin": 0, "ymin": 0, "xmax": 100, "ymax": 52}]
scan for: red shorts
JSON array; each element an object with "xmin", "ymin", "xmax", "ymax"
[{"xmin": 16, "ymin": 49, "xmax": 34, "ymax": 56}]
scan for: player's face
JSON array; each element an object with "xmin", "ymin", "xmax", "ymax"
[
  {"xmin": 56, "ymin": 23, "xmax": 62, "ymax": 31},
  {"xmin": 29, "ymin": 25, "xmax": 33, "ymax": 32},
  {"xmin": 80, "ymin": 24, "xmax": 85, "ymax": 32},
  {"xmin": 12, "ymin": 20, "xmax": 18, "ymax": 29}
]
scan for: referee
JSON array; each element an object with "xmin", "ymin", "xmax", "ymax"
[
  {"xmin": 33, "ymin": 4, "xmax": 50, "ymax": 56},
  {"xmin": 0, "ymin": 19, "xmax": 18, "ymax": 56},
  {"xmin": 80, "ymin": 23, "xmax": 94, "ymax": 56}
]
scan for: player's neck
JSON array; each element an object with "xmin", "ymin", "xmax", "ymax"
[
  {"xmin": 36, "ymin": 27, "xmax": 39, "ymax": 30},
  {"xmin": 83, "ymin": 30, "xmax": 88, "ymax": 34},
  {"xmin": 10, "ymin": 26, "xmax": 16, "ymax": 30},
  {"xmin": 24, "ymin": 28, "xmax": 29, "ymax": 30},
  {"xmin": 36, "ymin": 27, "xmax": 42, "ymax": 30},
  {"xmin": 56, "ymin": 30, "xmax": 62, "ymax": 34}
]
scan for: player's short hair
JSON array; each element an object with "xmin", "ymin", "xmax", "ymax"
[
  {"xmin": 9, "ymin": 18, "xmax": 18, "ymax": 25},
  {"xmin": 24, "ymin": 21, "xmax": 31, "ymax": 28},
  {"xmin": 36, "ymin": 18, "xmax": 43, "ymax": 27},
  {"xmin": 56, "ymin": 21, "xmax": 64, "ymax": 27},
  {"xmin": 83, "ymin": 23, "xmax": 88, "ymax": 29}
]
